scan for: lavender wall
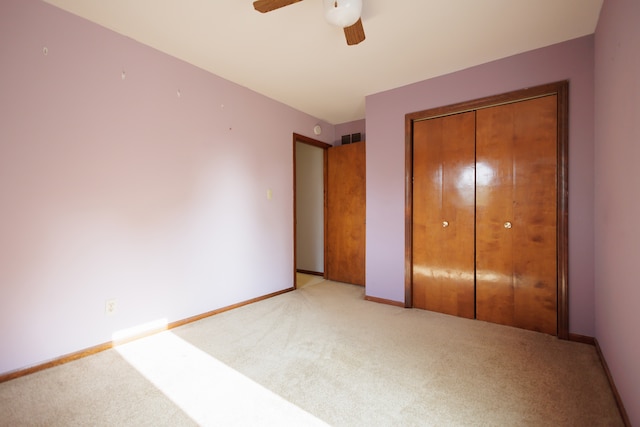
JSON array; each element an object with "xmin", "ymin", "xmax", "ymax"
[
  {"xmin": 335, "ymin": 119, "xmax": 366, "ymax": 145},
  {"xmin": 594, "ymin": 0, "xmax": 640, "ymax": 422},
  {"xmin": 366, "ymin": 36, "xmax": 596, "ymax": 336},
  {"xmin": 0, "ymin": 0, "xmax": 333, "ymax": 375}
]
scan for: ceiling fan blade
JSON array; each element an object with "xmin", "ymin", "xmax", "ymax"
[
  {"xmin": 344, "ymin": 18, "xmax": 366, "ymax": 45},
  {"xmin": 253, "ymin": 0, "xmax": 303, "ymax": 13}
]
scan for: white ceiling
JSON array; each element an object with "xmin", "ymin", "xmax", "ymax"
[{"xmin": 42, "ymin": 0, "xmax": 603, "ymax": 124}]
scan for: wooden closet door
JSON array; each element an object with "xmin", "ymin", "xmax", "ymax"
[
  {"xmin": 412, "ymin": 112, "xmax": 476, "ymax": 318},
  {"xmin": 327, "ymin": 142, "xmax": 366, "ymax": 286},
  {"xmin": 475, "ymin": 95, "xmax": 558, "ymax": 335}
]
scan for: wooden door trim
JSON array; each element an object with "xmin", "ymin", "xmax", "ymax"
[
  {"xmin": 293, "ymin": 133, "xmax": 331, "ymax": 289},
  {"xmin": 404, "ymin": 81, "xmax": 570, "ymax": 339},
  {"xmin": 556, "ymin": 82, "xmax": 569, "ymax": 339}
]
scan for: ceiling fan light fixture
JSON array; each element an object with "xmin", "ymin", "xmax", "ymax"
[{"xmin": 323, "ymin": 0, "xmax": 362, "ymax": 28}]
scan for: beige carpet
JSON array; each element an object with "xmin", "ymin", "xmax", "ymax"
[
  {"xmin": 296, "ymin": 272, "xmax": 325, "ymax": 289},
  {"xmin": 0, "ymin": 276, "xmax": 623, "ymax": 426}
]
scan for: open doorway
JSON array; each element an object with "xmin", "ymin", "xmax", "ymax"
[{"xmin": 293, "ymin": 133, "xmax": 331, "ymax": 288}]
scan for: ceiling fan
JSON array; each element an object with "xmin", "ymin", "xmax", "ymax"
[{"xmin": 253, "ymin": 0, "xmax": 366, "ymax": 46}]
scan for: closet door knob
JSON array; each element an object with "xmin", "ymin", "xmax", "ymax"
[
  {"xmin": 504, "ymin": 221, "xmax": 512, "ymax": 229},
  {"xmin": 442, "ymin": 221, "xmax": 449, "ymax": 228}
]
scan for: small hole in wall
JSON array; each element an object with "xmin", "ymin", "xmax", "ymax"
[
  {"xmin": 177, "ymin": 89, "xmax": 181, "ymax": 98},
  {"xmin": 42, "ymin": 47, "xmax": 48, "ymax": 56},
  {"xmin": 121, "ymin": 70, "xmax": 126, "ymax": 80}
]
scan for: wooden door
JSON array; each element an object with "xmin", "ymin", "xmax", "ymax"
[
  {"xmin": 326, "ymin": 142, "xmax": 366, "ymax": 286},
  {"xmin": 412, "ymin": 112, "xmax": 476, "ymax": 318},
  {"xmin": 475, "ymin": 95, "xmax": 558, "ymax": 335}
]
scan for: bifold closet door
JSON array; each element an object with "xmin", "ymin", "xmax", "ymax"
[
  {"xmin": 412, "ymin": 112, "xmax": 475, "ymax": 318},
  {"xmin": 327, "ymin": 142, "xmax": 366, "ymax": 286},
  {"xmin": 475, "ymin": 95, "xmax": 558, "ymax": 335}
]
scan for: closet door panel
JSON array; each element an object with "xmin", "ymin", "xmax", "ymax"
[
  {"xmin": 412, "ymin": 112, "xmax": 475, "ymax": 318},
  {"xmin": 510, "ymin": 96, "xmax": 558, "ymax": 334},
  {"xmin": 476, "ymin": 96, "xmax": 557, "ymax": 334},
  {"xmin": 474, "ymin": 108, "xmax": 516, "ymax": 325}
]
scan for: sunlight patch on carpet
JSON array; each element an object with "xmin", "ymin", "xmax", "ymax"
[{"xmin": 114, "ymin": 330, "xmax": 328, "ymax": 426}]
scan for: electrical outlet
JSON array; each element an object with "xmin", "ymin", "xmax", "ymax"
[{"xmin": 105, "ymin": 299, "xmax": 118, "ymax": 316}]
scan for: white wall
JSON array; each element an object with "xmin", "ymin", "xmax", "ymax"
[{"xmin": 295, "ymin": 142, "xmax": 325, "ymax": 273}]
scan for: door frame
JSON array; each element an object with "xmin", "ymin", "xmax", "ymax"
[
  {"xmin": 293, "ymin": 133, "xmax": 331, "ymax": 288},
  {"xmin": 404, "ymin": 81, "xmax": 569, "ymax": 339}
]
